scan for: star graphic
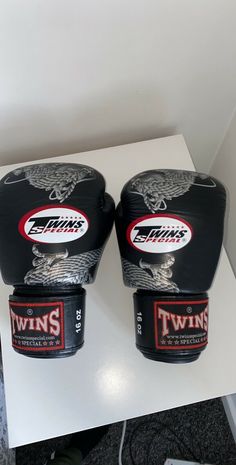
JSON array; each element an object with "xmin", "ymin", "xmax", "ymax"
[
  {"xmin": 43, "ymin": 341, "xmax": 47, "ymax": 346},
  {"xmin": 56, "ymin": 340, "xmax": 61, "ymax": 345},
  {"xmin": 49, "ymin": 341, "xmax": 54, "ymax": 346}
]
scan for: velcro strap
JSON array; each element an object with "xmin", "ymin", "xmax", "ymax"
[
  {"xmin": 9, "ymin": 291, "xmax": 85, "ymax": 357},
  {"xmin": 134, "ymin": 293, "xmax": 208, "ymax": 353}
]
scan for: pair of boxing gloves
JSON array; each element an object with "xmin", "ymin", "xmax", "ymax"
[{"xmin": 0, "ymin": 163, "xmax": 226, "ymax": 363}]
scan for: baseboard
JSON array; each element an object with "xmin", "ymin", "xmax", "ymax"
[{"xmin": 222, "ymin": 395, "xmax": 236, "ymax": 443}]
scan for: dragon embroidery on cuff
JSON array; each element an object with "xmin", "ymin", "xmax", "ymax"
[
  {"xmin": 24, "ymin": 244, "xmax": 103, "ymax": 285},
  {"xmin": 121, "ymin": 254, "xmax": 179, "ymax": 292}
]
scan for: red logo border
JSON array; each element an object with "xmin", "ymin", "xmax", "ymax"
[
  {"xmin": 18, "ymin": 204, "xmax": 89, "ymax": 244},
  {"xmin": 126, "ymin": 213, "xmax": 193, "ymax": 253},
  {"xmin": 154, "ymin": 299, "xmax": 208, "ymax": 350},
  {"xmin": 10, "ymin": 301, "xmax": 65, "ymax": 351}
]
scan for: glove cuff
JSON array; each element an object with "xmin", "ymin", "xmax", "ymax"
[
  {"xmin": 133, "ymin": 291, "xmax": 208, "ymax": 363},
  {"xmin": 9, "ymin": 289, "xmax": 86, "ymax": 358}
]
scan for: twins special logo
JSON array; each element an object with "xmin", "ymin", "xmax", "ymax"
[
  {"xmin": 127, "ymin": 214, "xmax": 192, "ymax": 253},
  {"xmin": 19, "ymin": 205, "xmax": 89, "ymax": 244},
  {"xmin": 10, "ymin": 307, "xmax": 61, "ymax": 337},
  {"xmin": 157, "ymin": 306, "xmax": 208, "ymax": 337},
  {"xmin": 10, "ymin": 301, "xmax": 65, "ymax": 351}
]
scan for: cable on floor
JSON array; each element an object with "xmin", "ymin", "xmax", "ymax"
[
  {"xmin": 118, "ymin": 420, "xmax": 127, "ymax": 465},
  {"xmin": 128, "ymin": 420, "xmax": 200, "ymax": 465}
]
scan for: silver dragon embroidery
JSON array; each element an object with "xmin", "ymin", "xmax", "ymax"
[
  {"xmin": 128, "ymin": 169, "xmax": 216, "ymax": 213},
  {"xmin": 122, "ymin": 254, "xmax": 179, "ymax": 292},
  {"xmin": 24, "ymin": 244, "xmax": 102, "ymax": 285},
  {"xmin": 4, "ymin": 163, "xmax": 95, "ymax": 203}
]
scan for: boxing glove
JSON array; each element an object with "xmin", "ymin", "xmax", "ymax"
[
  {"xmin": 115, "ymin": 169, "xmax": 226, "ymax": 363},
  {"xmin": 0, "ymin": 162, "xmax": 114, "ymax": 358}
]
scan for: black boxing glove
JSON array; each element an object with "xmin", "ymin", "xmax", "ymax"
[
  {"xmin": 115, "ymin": 169, "xmax": 226, "ymax": 363},
  {"xmin": 0, "ymin": 163, "xmax": 114, "ymax": 358}
]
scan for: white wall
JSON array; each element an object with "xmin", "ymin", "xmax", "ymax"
[
  {"xmin": 212, "ymin": 110, "xmax": 236, "ymax": 438},
  {"xmin": 1, "ymin": 0, "xmax": 236, "ymax": 170},
  {"xmin": 210, "ymin": 108, "xmax": 236, "ymax": 273}
]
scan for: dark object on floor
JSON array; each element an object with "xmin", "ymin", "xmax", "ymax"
[
  {"xmin": 16, "ymin": 434, "xmax": 72, "ymax": 465},
  {"xmin": 16, "ymin": 398, "xmax": 236, "ymax": 465},
  {"xmin": 70, "ymin": 424, "xmax": 109, "ymax": 459},
  {"xmin": 49, "ymin": 425, "xmax": 110, "ymax": 465}
]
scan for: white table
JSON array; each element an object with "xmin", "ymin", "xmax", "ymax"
[{"xmin": 0, "ymin": 135, "xmax": 235, "ymax": 448}]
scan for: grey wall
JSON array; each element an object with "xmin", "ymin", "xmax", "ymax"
[
  {"xmin": 1, "ymin": 0, "xmax": 236, "ymax": 170},
  {"xmin": 210, "ymin": 108, "xmax": 236, "ymax": 273}
]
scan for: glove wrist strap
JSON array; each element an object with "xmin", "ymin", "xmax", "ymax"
[
  {"xmin": 134, "ymin": 292, "xmax": 208, "ymax": 363},
  {"xmin": 9, "ymin": 289, "xmax": 86, "ymax": 358}
]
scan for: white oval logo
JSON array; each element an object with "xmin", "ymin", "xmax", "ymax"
[
  {"xmin": 127, "ymin": 214, "xmax": 192, "ymax": 253},
  {"xmin": 19, "ymin": 205, "xmax": 89, "ymax": 244}
]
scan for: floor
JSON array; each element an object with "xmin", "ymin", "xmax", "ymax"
[{"xmin": 16, "ymin": 398, "xmax": 236, "ymax": 465}]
